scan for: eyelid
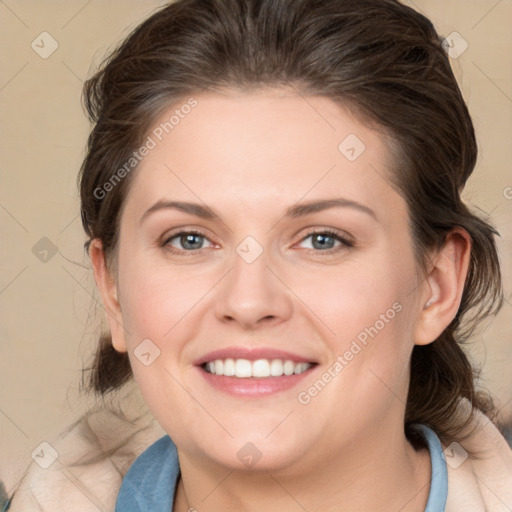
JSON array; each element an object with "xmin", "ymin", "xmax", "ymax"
[
  {"xmin": 295, "ymin": 228, "xmax": 354, "ymax": 252},
  {"xmin": 161, "ymin": 228, "xmax": 216, "ymax": 253}
]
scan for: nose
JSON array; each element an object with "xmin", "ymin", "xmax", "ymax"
[{"xmin": 214, "ymin": 249, "xmax": 293, "ymax": 330}]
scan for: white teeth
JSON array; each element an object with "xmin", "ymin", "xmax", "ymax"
[
  {"xmin": 283, "ymin": 360, "xmax": 295, "ymax": 376},
  {"xmin": 235, "ymin": 359, "xmax": 252, "ymax": 378},
  {"xmin": 252, "ymin": 359, "xmax": 270, "ymax": 378},
  {"xmin": 223, "ymin": 358, "xmax": 235, "ymax": 376},
  {"xmin": 270, "ymin": 359, "xmax": 283, "ymax": 376},
  {"xmin": 294, "ymin": 363, "xmax": 309, "ymax": 374},
  {"xmin": 204, "ymin": 358, "xmax": 312, "ymax": 378}
]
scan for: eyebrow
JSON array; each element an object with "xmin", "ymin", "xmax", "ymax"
[
  {"xmin": 286, "ymin": 198, "xmax": 376, "ymax": 220},
  {"xmin": 140, "ymin": 198, "xmax": 377, "ymax": 224},
  {"xmin": 140, "ymin": 200, "xmax": 220, "ymax": 224}
]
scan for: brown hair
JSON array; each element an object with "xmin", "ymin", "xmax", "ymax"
[{"xmin": 79, "ymin": 0, "xmax": 503, "ymax": 444}]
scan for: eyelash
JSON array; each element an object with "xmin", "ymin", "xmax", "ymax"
[
  {"xmin": 300, "ymin": 229, "xmax": 354, "ymax": 254},
  {"xmin": 161, "ymin": 229, "xmax": 354, "ymax": 255}
]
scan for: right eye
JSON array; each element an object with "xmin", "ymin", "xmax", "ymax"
[{"xmin": 162, "ymin": 230, "xmax": 215, "ymax": 254}]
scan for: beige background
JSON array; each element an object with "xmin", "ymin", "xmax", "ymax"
[{"xmin": 1, "ymin": 0, "xmax": 511, "ymax": 494}]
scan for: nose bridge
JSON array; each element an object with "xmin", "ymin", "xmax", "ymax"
[{"xmin": 214, "ymin": 241, "xmax": 292, "ymax": 328}]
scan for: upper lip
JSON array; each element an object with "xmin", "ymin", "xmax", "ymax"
[{"xmin": 193, "ymin": 347, "xmax": 317, "ymax": 366}]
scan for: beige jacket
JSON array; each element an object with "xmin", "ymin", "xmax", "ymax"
[{"xmin": 7, "ymin": 383, "xmax": 512, "ymax": 511}]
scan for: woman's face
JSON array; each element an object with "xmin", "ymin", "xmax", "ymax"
[{"xmin": 109, "ymin": 88, "xmax": 429, "ymax": 471}]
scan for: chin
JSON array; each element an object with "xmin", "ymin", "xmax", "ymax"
[{"xmin": 189, "ymin": 425, "xmax": 315, "ymax": 473}]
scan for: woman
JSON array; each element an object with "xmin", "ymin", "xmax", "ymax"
[{"xmin": 6, "ymin": 0, "xmax": 512, "ymax": 510}]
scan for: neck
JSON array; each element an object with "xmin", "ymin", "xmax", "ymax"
[{"xmin": 173, "ymin": 422, "xmax": 431, "ymax": 512}]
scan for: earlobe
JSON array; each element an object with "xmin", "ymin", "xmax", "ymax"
[
  {"xmin": 414, "ymin": 228, "xmax": 471, "ymax": 346},
  {"xmin": 89, "ymin": 239, "xmax": 128, "ymax": 353}
]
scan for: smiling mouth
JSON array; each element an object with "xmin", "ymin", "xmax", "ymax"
[{"xmin": 202, "ymin": 358, "xmax": 315, "ymax": 378}]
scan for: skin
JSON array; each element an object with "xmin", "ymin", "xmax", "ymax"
[{"xmin": 91, "ymin": 87, "xmax": 471, "ymax": 511}]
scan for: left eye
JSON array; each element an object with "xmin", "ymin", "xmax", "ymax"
[{"xmin": 298, "ymin": 231, "xmax": 352, "ymax": 251}]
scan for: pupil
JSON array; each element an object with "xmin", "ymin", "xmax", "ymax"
[
  {"xmin": 182, "ymin": 234, "xmax": 202, "ymax": 250},
  {"xmin": 313, "ymin": 234, "xmax": 334, "ymax": 250}
]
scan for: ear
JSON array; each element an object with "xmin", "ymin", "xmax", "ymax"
[
  {"xmin": 89, "ymin": 239, "xmax": 128, "ymax": 353},
  {"xmin": 414, "ymin": 228, "xmax": 471, "ymax": 346}
]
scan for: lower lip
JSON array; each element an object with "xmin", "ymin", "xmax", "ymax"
[{"xmin": 198, "ymin": 366, "xmax": 315, "ymax": 397}]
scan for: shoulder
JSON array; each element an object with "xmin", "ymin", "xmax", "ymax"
[
  {"xmin": 443, "ymin": 403, "xmax": 512, "ymax": 512},
  {"xmin": 7, "ymin": 383, "xmax": 165, "ymax": 512}
]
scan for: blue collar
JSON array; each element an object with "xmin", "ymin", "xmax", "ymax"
[
  {"xmin": 115, "ymin": 424, "xmax": 447, "ymax": 511},
  {"xmin": 413, "ymin": 423, "xmax": 448, "ymax": 511},
  {"xmin": 115, "ymin": 434, "xmax": 180, "ymax": 512}
]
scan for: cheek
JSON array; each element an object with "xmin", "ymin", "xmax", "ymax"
[
  {"xmin": 117, "ymin": 253, "xmax": 214, "ymax": 347},
  {"xmin": 297, "ymin": 283, "xmax": 414, "ymax": 435},
  {"xmin": 296, "ymin": 250, "xmax": 414, "ymax": 343},
  {"xmin": 299, "ymin": 247, "xmax": 417, "ymax": 393},
  {"xmin": 115, "ymin": 260, "xmax": 210, "ymax": 427}
]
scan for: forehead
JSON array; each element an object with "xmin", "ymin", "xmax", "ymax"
[{"xmin": 124, "ymin": 87, "xmax": 405, "ymax": 223}]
